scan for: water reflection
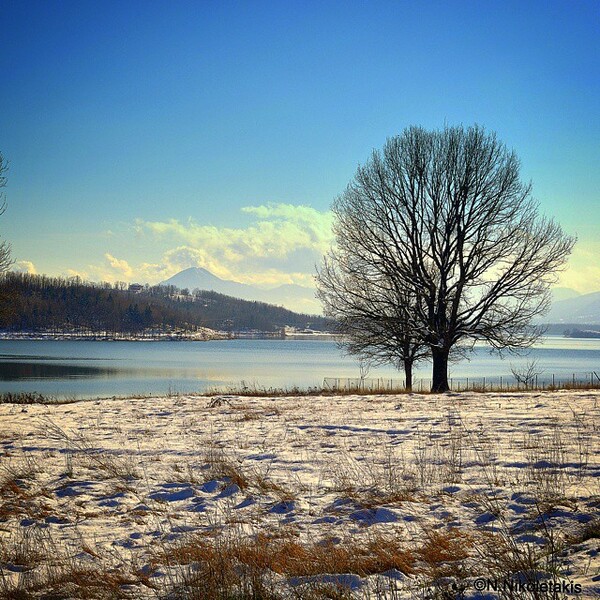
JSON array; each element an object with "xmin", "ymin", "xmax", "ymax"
[{"xmin": 0, "ymin": 361, "xmax": 120, "ymax": 381}]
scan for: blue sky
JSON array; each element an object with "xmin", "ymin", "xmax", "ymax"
[{"xmin": 1, "ymin": 0, "xmax": 598, "ymax": 293}]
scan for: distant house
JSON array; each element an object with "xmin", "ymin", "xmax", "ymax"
[{"xmin": 128, "ymin": 283, "xmax": 144, "ymax": 293}]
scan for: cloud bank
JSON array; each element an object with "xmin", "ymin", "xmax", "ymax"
[
  {"xmin": 13, "ymin": 260, "xmax": 37, "ymax": 274},
  {"xmin": 63, "ymin": 203, "xmax": 597, "ymax": 304},
  {"xmin": 558, "ymin": 243, "xmax": 600, "ymax": 293},
  {"xmin": 84, "ymin": 203, "xmax": 334, "ymax": 288}
]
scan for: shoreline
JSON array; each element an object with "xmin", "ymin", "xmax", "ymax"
[
  {"xmin": 0, "ymin": 330, "xmax": 227, "ymax": 342},
  {"xmin": 2, "ymin": 329, "xmax": 598, "ymax": 341},
  {"xmin": 3, "ymin": 383, "xmax": 600, "ymax": 406},
  {"xmin": 0, "ymin": 331, "xmax": 337, "ymax": 342}
]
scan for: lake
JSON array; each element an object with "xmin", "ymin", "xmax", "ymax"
[{"xmin": 1, "ymin": 337, "xmax": 599, "ymax": 399}]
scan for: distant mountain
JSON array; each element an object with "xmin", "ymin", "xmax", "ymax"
[
  {"xmin": 544, "ymin": 290, "xmax": 600, "ymax": 324},
  {"xmin": 161, "ymin": 268, "xmax": 321, "ymax": 314},
  {"xmin": 550, "ymin": 287, "xmax": 581, "ymax": 303},
  {"xmin": 161, "ymin": 269, "xmax": 599, "ymax": 322},
  {"xmin": 162, "ymin": 268, "xmax": 259, "ymax": 301}
]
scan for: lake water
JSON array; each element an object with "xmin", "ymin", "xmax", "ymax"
[{"xmin": 1, "ymin": 337, "xmax": 599, "ymax": 399}]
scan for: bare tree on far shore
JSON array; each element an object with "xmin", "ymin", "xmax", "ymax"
[
  {"xmin": 317, "ymin": 125, "xmax": 575, "ymax": 392},
  {"xmin": 0, "ymin": 152, "xmax": 11, "ymax": 273}
]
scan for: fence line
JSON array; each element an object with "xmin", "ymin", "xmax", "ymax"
[{"xmin": 323, "ymin": 372, "xmax": 600, "ymax": 393}]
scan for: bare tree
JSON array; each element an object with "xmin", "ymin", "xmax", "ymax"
[
  {"xmin": 316, "ymin": 259, "xmax": 428, "ymax": 389},
  {"xmin": 358, "ymin": 357, "xmax": 372, "ymax": 390},
  {"xmin": 0, "ymin": 152, "xmax": 11, "ymax": 273},
  {"xmin": 511, "ymin": 360, "xmax": 543, "ymax": 389},
  {"xmin": 318, "ymin": 125, "xmax": 575, "ymax": 392}
]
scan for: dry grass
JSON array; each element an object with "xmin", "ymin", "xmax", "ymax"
[
  {"xmin": 252, "ymin": 473, "xmax": 296, "ymax": 503},
  {"xmin": 325, "ymin": 445, "xmax": 417, "ymax": 508},
  {"xmin": 0, "ymin": 518, "xmax": 581, "ymax": 600},
  {"xmin": 0, "ymin": 392, "xmax": 72, "ymax": 405},
  {"xmin": 0, "ymin": 527, "xmax": 139, "ymax": 599},
  {"xmin": 565, "ymin": 517, "xmax": 600, "ymax": 546},
  {"xmin": 163, "ymin": 532, "xmax": 415, "ymax": 577},
  {"xmin": 0, "ymin": 456, "xmax": 54, "ymax": 523},
  {"xmin": 474, "ymin": 531, "xmax": 565, "ymax": 599},
  {"xmin": 200, "ymin": 441, "xmax": 299, "ymax": 504},
  {"xmin": 155, "ymin": 531, "xmax": 416, "ymax": 599},
  {"xmin": 40, "ymin": 419, "xmax": 140, "ymax": 482},
  {"xmin": 416, "ymin": 528, "xmax": 473, "ymax": 576},
  {"xmin": 202, "ymin": 444, "xmax": 250, "ymax": 491},
  {"xmin": 152, "ymin": 527, "xmax": 492, "ymax": 598},
  {"xmin": 2, "ymin": 380, "xmax": 600, "ymax": 406}
]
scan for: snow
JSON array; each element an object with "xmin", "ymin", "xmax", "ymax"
[{"xmin": 0, "ymin": 389, "xmax": 599, "ymax": 597}]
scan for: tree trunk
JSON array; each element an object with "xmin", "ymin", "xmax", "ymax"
[
  {"xmin": 431, "ymin": 347, "xmax": 450, "ymax": 392},
  {"xmin": 404, "ymin": 358, "xmax": 413, "ymax": 391}
]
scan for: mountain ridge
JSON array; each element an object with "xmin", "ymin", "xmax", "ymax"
[
  {"xmin": 161, "ymin": 269, "xmax": 600, "ymax": 323},
  {"xmin": 161, "ymin": 267, "xmax": 320, "ymax": 314},
  {"xmin": 544, "ymin": 290, "xmax": 600, "ymax": 325}
]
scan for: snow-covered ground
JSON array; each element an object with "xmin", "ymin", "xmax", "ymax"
[{"xmin": 1, "ymin": 390, "xmax": 599, "ymax": 598}]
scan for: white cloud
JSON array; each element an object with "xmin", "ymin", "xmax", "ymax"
[
  {"xmin": 65, "ymin": 268, "xmax": 89, "ymax": 280},
  {"xmin": 134, "ymin": 247, "xmax": 316, "ymax": 288},
  {"xmin": 129, "ymin": 203, "xmax": 333, "ymax": 286},
  {"xmin": 13, "ymin": 260, "xmax": 37, "ymax": 274},
  {"xmin": 104, "ymin": 253, "xmax": 134, "ymax": 278},
  {"xmin": 139, "ymin": 203, "xmax": 333, "ymax": 263},
  {"xmin": 558, "ymin": 242, "xmax": 600, "ymax": 293},
  {"xmin": 161, "ymin": 246, "xmax": 235, "ymax": 279},
  {"xmin": 63, "ymin": 207, "xmax": 600, "ymax": 303},
  {"xmin": 72, "ymin": 203, "xmax": 331, "ymax": 290}
]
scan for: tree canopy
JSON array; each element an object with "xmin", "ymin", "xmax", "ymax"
[{"xmin": 317, "ymin": 125, "xmax": 575, "ymax": 391}]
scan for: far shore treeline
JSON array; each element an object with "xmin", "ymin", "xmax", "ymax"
[{"xmin": 0, "ymin": 273, "xmax": 332, "ymax": 335}]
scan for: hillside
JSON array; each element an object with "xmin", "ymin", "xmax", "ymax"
[
  {"xmin": 161, "ymin": 267, "xmax": 320, "ymax": 314},
  {"xmin": 544, "ymin": 290, "xmax": 600, "ymax": 324},
  {"xmin": 0, "ymin": 273, "xmax": 333, "ymax": 335}
]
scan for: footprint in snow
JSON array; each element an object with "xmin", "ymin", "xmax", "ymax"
[
  {"xmin": 216, "ymin": 483, "xmax": 241, "ymax": 498},
  {"xmin": 148, "ymin": 486, "xmax": 194, "ymax": 502},
  {"xmin": 270, "ymin": 500, "xmax": 295, "ymax": 514},
  {"xmin": 350, "ymin": 507, "xmax": 399, "ymax": 525},
  {"xmin": 199, "ymin": 479, "xmax": 220, "ymax": 493}
]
